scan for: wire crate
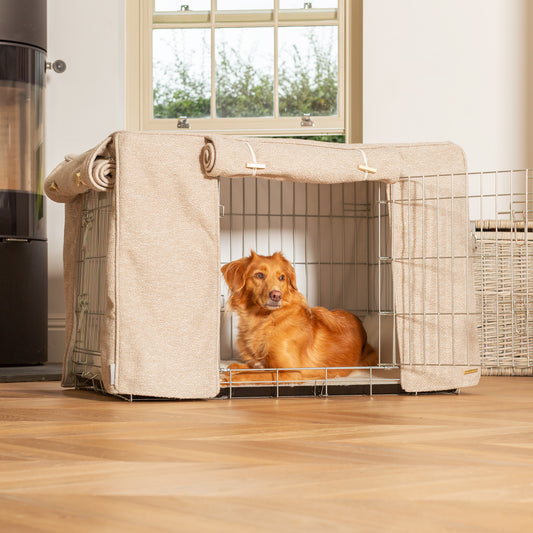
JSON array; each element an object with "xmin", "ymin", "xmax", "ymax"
[{"xmin": 68, "ymin": 174, "xmax": 492, "ymax": 398}]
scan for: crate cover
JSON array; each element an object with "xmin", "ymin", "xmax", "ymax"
[{"xmin": 45, "ymin": 132, "xmax": 480, "ymax": 397}]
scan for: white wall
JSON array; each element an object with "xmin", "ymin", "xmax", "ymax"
[
  {"xmin": 44, "ymin": 0, "xmax": 532, "ymax": 362},
  {"xmin": 363, "ymin": 0, "xmax": 533, "ymax": 171},
  {"xmin": 46, "ymin": 0, "xmax": 125, "ymax": 361}
]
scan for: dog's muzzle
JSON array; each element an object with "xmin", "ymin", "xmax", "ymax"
[{"xmin": 265, "ymin": 289, "xmax": 282, "ymax": 308}]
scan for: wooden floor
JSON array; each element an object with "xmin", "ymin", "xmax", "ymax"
[{"xmin": 0, "ymin": 378, "xmax": 532, "ymax": 532}]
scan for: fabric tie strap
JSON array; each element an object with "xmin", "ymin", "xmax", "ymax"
[
  {"xmin": 244, "ymin": 142, "xmax": 266, "ymax": 177},
  {"xmin": 356, "ymin": 148, "xmax": 377, "ymax": 179}
]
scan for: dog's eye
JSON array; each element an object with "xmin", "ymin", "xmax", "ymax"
[
  {"xmin": 254, "ymin": 272, "xmax": 264, "ymax": 279},
  {"xmin": 279, "ymin": 275, "xmax": 285, "ymax": 281}
]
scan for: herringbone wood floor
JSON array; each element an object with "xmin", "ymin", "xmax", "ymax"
[{"xmin": 0, "ymin": 377, "xmax": 532, "ymax": 532}]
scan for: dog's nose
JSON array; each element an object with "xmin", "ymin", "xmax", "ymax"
[{"xmin": 269, "ymin": 290, "xmax": 282, "ymax": 302}]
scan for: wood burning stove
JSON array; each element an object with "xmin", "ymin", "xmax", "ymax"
[{"xmin": 0, "ymin": 0, "xmax": 47, "ymax": 365}]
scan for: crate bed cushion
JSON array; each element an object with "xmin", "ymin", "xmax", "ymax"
[{"xmin": 45, "ymin": 131, "xmax": 480, "ymax": 398}]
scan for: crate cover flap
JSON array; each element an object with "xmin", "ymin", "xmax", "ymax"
[
  {"xmin": 201, "ymin": 135, "xmax": 404, "ymax": 183},
  {"xmin": 46, "ymin": 131, "xmax": 220, "ymax": 398},
  {"xmin": 387, "ymin": 145, "xmax": 481, "ymax": 392},
  {"xmin": 109, "ymin": 132, "xmax": 220, "ymax": 397},
  {"xmin": 201, "ymin": 136, "xmax": 472, "ymax": 189}
]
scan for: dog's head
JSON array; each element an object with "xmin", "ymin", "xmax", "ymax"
[{"xmin": 221, "ymin": 251, "xmax": 299, "ymax": 312}]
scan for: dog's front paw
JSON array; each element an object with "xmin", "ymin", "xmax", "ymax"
[
  {"xmin": 227, "ymin": 362, "xmax": 251, "ymax": 370},
  {"xmin": 219, "ymin": 362, "xmax": 250, "ymax": 385}
]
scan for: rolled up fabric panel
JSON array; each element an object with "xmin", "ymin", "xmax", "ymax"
[
  {"xmin": 91, "ymin": 158, "xmax": 116, "ymax": 190},
  {"xmin": 45, "ymin": 136, "xmax": 115, "ymax": 203},
  {"xmin": 201, "ymin": 140, "xmax": 217, "ymax": 175},
  {"xmin": 201, "ymin": 135, "xmax": 403, "ymax": 184}
]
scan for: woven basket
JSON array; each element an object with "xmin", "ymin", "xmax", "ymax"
[{"xmin": 474, "ymin": 220, "xmax": 533, "ymax": 375}]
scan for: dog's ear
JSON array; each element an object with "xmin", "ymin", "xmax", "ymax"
[
  {"xmin": 286, "ymin": 264, "xmax": 298, "ymax": 291},
  {"xmin": 221, "ymin": 257, "xmax": 250, "ymax": 293},
  {"xmin": 273, "ymin": 252, "xmax": 298, "ymax": 292}
]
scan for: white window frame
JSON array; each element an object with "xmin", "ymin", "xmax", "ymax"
[{"xmin": 126, "ymin": 0, "xmax": 362, "ymax": 140}]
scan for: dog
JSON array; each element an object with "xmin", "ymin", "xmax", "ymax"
[{"xmin": 221, "ymin": 251, "xmax": 377, "ymax": 383}]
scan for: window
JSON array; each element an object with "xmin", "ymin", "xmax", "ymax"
[{"xmin": 126, "ymin": 0, "xmax": 361, "ymax": 139}]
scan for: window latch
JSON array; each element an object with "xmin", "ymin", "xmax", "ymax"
[
  {"xmin": 177, "ymin": 116, "xmax": 191, "ymax": 129},
  {"xmin": 300, "ymin": 114, "xmax": 315, "ymax": 127},
  {"xmin": 304, "ymin": 2, "xmax": 313, "ymax": 8},
  {"xmin": 180, "ymin": 5, "xmax": 190, "ymax": 11}
]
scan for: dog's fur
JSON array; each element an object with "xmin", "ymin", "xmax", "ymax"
[{"xmin": 221, "ymin": 251, "xmax": 377, "ymax": 382}]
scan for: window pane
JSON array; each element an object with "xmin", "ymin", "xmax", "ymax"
[
  {"xmin": 215, "ymin": 28, "xmax": 274, "ymax": 118},
  {"xmin": 154, "ymin": 0, "xmax": 211, "ymax": 11},
  {"xmin": 153, "ymin": 29, "xmax": 211, "ymax": 119},
  {"xmin": 278, "ymin": 26, "xmax": 338, "ymax": 117},
  {"xmin": 280, "ymin": 0, "xmax": 337, "ymax": 8},
  {"xmin": 217, "ymin": 0, "xmax": 273, "ymax": 9}
]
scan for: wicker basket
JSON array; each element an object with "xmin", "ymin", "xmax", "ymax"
[{"xmin": 474, "ymin": 220, "xmax": 533, "ymax": 375}]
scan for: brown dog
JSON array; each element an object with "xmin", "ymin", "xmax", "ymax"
[{"xmin": 221, "ymin": 251, "xmax": 377, "ymax": 383}]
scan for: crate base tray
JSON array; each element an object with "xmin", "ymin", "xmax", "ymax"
[{"xmin": 218, "ymin": 362, "xmax": 402, "ymax": 398}]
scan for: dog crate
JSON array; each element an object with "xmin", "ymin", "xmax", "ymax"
[{"xmin": 44, "ymin": 131, "xmax": 527, "ymax": 400}]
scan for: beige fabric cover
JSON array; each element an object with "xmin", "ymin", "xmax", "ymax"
[
  {"xmin": 201, "ymin": 137, "xmax": 475, "ymax": 189},
  {"xmin": 387, "ymin": 152, "xmax": 481, "ymax": 392},
  {"xmin": 48, "ymin": 132, "xmax": 221, "ymax": 398},
  {"xmin": 46, "ymin": 132, "xmax": 480, "ymax": 397},
  {"xmin": 202, "ymin": 135, "xmax": 406, "ymax": 184}
]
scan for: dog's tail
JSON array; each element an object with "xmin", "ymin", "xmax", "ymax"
[{"xmin": 360, "ymin": 342, "xmax": 378, "ymax": 367}]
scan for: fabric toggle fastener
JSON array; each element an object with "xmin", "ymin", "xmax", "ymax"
[
  {"xmin": 355, "ymin": 148, "xmax": 377, "ymax": 178},
  {"xmin": 358, "ymin": 164, "xmax": 377, "ymax": 174},
  {"xmin": 244, "ymin": 142, "xmax": 266, "ymax": 177}
]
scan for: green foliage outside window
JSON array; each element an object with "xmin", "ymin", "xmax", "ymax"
[{"xmin": 153, "ymin": 36, "xmax": 338, "ymax": 123}]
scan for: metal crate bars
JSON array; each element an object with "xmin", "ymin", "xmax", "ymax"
[
  {"xmin": 71, "ymin": 189, "xmax": 113, "ymax": 389},
  {"xmin": 219, "ymin": 177, "xmax": 399, "ymax": 396}
]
